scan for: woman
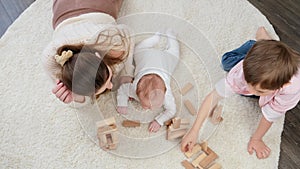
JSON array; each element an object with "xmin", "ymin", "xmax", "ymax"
[{"xmin": 43, "ymin": 0, "xmax": 134, "ymax": 104}]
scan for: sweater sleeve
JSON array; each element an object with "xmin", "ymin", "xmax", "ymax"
[
  {"xmin": 155, "ymin": 91, "xmax": 176, "ymax": 126},
  {"xmin": 117, "ymin": 83, "xmax": 133, "ymax": 107}
]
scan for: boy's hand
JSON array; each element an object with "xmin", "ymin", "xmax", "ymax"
[
  {"xmin": 52, "ymin": 80, "xmax": 73, "ymax": 103},
  {"xmin": 181, "ymin": 129, "xmax": 198, "ymax": 152},
  {"xmin": 117, "ymin": 106, "xmax": 128, "ymax": 114},
  {"xmin": 247, "ymin": 137, "xmax": 271, "ymax": 159},
  {"xmin": 148, "ymin": 120, "xmax": 161, "ymax": 132}
]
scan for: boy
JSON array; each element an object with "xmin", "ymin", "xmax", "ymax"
[
  {"xmin": 117, "ymin": 30, "xmax": 180, "ymax": 132},
  {"xmin": 181, "ymin": 27, "xmax": 300, "ymax": 159}
]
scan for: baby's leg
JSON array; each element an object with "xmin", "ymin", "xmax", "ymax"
[
  {"xmin": 135, "ymin": 32, "xmax": 161, "ymax": 51},
  {"xmin": 165, "ymin": 29, "xmax": 180, "ymax": 59}
]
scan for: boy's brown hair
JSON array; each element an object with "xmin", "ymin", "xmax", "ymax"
[{"xmin": 243, "ymin": 40, "xmax": 300, "ymax": 90}]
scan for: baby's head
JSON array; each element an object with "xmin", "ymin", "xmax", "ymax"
[
  {"xmin": 56, "ymin": 45, "xmax": 113, "ymax": 98},
  {"xmin": 136, "ymin": 74, "xmax": 166, "ymax": 110},
  {"xmin": 243, "ymin": 40, "xmax": 300, "ymax": 96}
]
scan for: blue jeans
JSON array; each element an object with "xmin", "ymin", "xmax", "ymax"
[{"xmin": 221, "ymin": 40, "xmax": 256, "ymax": 71}]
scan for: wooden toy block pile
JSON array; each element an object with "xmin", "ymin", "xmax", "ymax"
[
  {"xmin": 96, "ymin": 117, "xmax": 118, "ymax": 150},
  {"xmin": 166, "ymin": 117, "xmax": 190, "ymax": 140},
  {"xmin": 182, "ymin": 142, "xmax": 222, "ymax": 169}
]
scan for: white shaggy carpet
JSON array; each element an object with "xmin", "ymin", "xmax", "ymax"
[{"xmin": 0, "ymin": 0, "xmax": 284, "ymax": 168}]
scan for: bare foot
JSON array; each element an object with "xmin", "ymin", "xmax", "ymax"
[{"xmin": 255, "ymin": 26, "xmax": 273, "ymax": 41}]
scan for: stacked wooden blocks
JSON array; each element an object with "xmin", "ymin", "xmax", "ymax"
[
  {"xmin": 166, "ymin": 117, "xmax": 190, "ymax": 140},
  {"xmin": 96, "ymin": 117, "xmax": 118, "ymax": 150},
  {"xmin": 182, "ymin": 142, "xmax": 222, "ymax": 169}
]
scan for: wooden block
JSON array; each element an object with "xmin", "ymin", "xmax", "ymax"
[
  {"xmin": 200, "ymin": 141, "xmax": 208, "ymax": 152},
  {"xmin": 96, "ymin": 117, "xmax": 116, "ymax": 128},
  {"xmin": 184, "ymin": 144, "xmax": 202, "ymax": 158},
  {"xmin": 180, "ymin": 118, "xmax": 190, "ymax": 125},
  {"xmin": 181, "ymin": 160, "xmax": 194, "ymax": 169},
  {"xmin": 172, "ymin": 117, "xmax": 181, "ymax": 129},
  {"xmin": 184, "ymin": 100, "xmax": 197, "ymax": 115},
  {"xmin": 122, "ymin": 120, "xmax": 140, "ymax": 127},
  {"xmin": 169, "ymin": 123, "xmax": 189, "ymax": 132},
  {"xmin": 106, "ymin": 133, "xmax": 113, "ymax": 144},
  {"xmin": 211, "ymin": 105, "xmax": 223, "ymax": 124},
  {"xmin": 181, "ymin": 83, "xmax": 194, "ymax": 95},
  {"xmin": 192, "ymin": 153, "xmax": 207, "ymax": 168},
  {"xmin": 97, "ymin": 124, "xmax": 117, "ymax": 133},
  {"xmin": 110, "ymin": 132, "xmax": 118, "ymax": 144},
  {"xmin": 98, "ymin": 134, "xmax": 107, "ymax": 148},
  {"xmin": 201, "ymin": 146, "xmax": 214, "ymax": 156},
  {"xmin": 108, "ymin": 144, "xmax": 117, "ymax": 150},
  {"xmin": 199, "ymin": 150, "xmax": 219, "ymax": 168},
  {"xmin": 164, "ymin": 119, "xmax": 172, "ymax": 126},
  {"xmin": 96, "ymin": 117, "xmax": 118, "ymax": 150},
  {"xmin": 208, "ymin": 163, "xmax": 222, "ymax": 169},
  {"xmin": 167, "ymin": 129, "xmax": 187, "ymax": 140}
]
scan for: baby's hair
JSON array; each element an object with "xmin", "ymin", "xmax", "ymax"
[
  {"xmin": 57, "ymin": 44, "xmax": 110, "ymax": 97},
  {"xmin": 136, "ymin": 74, "xmax": 166, "ymax": 107},
  {"xmin": 243, "ymin": 40, "xmax": 300, "ymax": 90}
]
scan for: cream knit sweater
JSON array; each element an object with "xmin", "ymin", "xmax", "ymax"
[{"xmin": 43, "ymin": 12, "xmax": 135, "ymax": 82}]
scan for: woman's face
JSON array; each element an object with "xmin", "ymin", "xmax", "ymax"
[{"xmin": 95, "ymin": 66, "xmax": 113, "ymax": 95}]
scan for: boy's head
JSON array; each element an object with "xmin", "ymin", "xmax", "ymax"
[
  {"xmin": 136, "ymin": 74, "xmax": 166, "ymax": 110},
  {"xmin": 243, "ymin": 40, "xmax": 300, "ymax": 94}
]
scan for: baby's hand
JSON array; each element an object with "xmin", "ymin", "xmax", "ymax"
[
  {"xmin": 247, "ymin": 137, "xmax": 271, "ymax": 159},
  {"xmin": 117, "ymin": 106, "xmax": 128, "ymax": 114},
  {"xmin": 148, "ymin": 120, "xmax": 161, "ymax": 132}
]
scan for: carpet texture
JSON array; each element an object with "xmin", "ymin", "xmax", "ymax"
[{"xmin": 0, "ymin": 0, "xmax": 284, "ymax": 168}]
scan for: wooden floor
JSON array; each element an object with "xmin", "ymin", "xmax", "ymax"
[{"xmin": 0, "ymin": 0, "xmax": 299, "ymax": 168}]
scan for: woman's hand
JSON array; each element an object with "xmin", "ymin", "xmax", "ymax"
[
  {"xmin": 181, "ymin": 129, "xmax": 198, "ymax": 153},
  {"xmin": 52, "ymin": 80, "xmax": 73, "ymax": 103},
  {"xmin": 52, "ymin": 80, "xmax": 85, "ymax": 103}
]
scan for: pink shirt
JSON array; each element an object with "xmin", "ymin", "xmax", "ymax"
[{"xmin": 215, "ymin": 60, "xmax": 300, "ymax": 122}]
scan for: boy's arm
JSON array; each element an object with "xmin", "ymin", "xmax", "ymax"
[
  {"xmin": 251, "ymin": 116, "xmax": 273, "ymax": 140},
  {"xmin": 181, "ymin": 89, "xmax": 223, "ymax": 152},
  {"xmin": 247, "ymin": 115, "xmax": 273, "ymax": 159}
]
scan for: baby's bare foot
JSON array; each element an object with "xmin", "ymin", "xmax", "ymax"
[{"xmin": 256, "ymin": 27, "xmax": 272, "ymax": 40}]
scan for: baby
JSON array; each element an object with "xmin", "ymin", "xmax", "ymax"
[{"xmin": 117, "ymin": 30, "xmax": 180, "ymax": 132}]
